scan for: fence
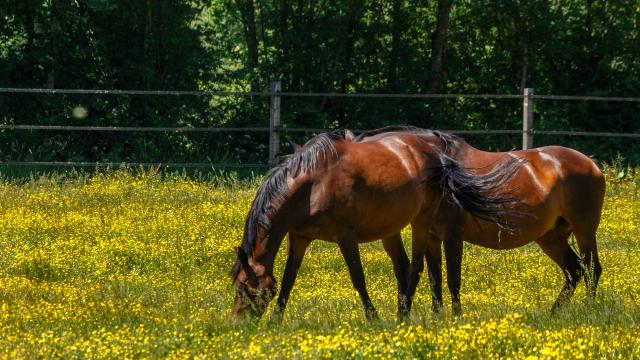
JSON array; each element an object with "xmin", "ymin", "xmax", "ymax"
[{"xmin": 1, "ymin": 83, "xmax": 640, "ymax": 169}]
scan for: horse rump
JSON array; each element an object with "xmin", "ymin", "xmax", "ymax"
[{"xmin": 429, "ymin": 147, "xmax": 525, "ymax": 231}]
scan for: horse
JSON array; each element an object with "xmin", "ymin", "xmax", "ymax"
[
  {"xmin": 230, "ymin": 127, "xmax": 523, "ymax": 321},
  {"xmin": 403, "ymin": 128, "xmax": 605, "ymax": 316}
]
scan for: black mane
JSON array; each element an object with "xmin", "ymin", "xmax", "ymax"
[
  {"xmin": 354, "ymin": 125, "xmax": 461, "ymax": 154},
  {"xmin": 231, "ymin": 131, "xmax": 343, "ymax": 279},
  {"xmin": 353, "ymin": 125, "xmax": 426, "ymax": 141}
]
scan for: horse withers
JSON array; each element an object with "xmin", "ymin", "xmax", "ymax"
[
  {"xmin": 406, "ymin": 131, "xmax": 605, "ymax": 316},
  {"xmin": 230, "ymin": 127, "xmax": 522, "ymax": 321}
]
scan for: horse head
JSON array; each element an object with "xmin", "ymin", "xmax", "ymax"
[{"xmin": 231, "ymin": 247, "xmax": 277, "ymax": 321}]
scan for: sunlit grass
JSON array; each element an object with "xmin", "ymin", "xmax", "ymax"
[{"xmin": 0, "ymin": 166, "xmax": 639, "ymax": 358}]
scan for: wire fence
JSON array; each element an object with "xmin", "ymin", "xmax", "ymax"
[
  {"xmin": 4, "ymin": 87, "xmax": 640, "ymax": 102},
  {"xmin": 2, "ymin": 85, "xmax": 640, "ymax": 169}
]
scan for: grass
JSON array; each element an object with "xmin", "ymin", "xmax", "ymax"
[{"xmin": 0, "ymin": 165, "xmax": 639, "ymax": 358}]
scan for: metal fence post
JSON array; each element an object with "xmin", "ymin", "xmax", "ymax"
[
  {"xmin": 522, "ymin": 88, "xmax": 534, "ymax": 150},
  {"xmin": 269, "ymin": 81, "xmax": 282, "ymax": 168}
]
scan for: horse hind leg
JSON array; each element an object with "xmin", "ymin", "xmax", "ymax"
[
  {"xmin": 407, "ymin": 224, "xmax": 443, "ymax": 315},
  {"xmin": 563, "ymin": 172, "xmax": 605, "ymax": 301},
  {"xmin": 382, "ymin": 234, "xmax": 411, "ymax": 320},
  {"xmin": 572, "ymin": 226, "xmax": 602, "ymax": 301},
  {"xmin": 536, "ymin": 223, "xmax": 583, "ymax": 312},
  {"xmin": 405, "ymin": 225, "xmax": 430, "ymax": 315},
  {"xmin": 443, "ymin": 233, "xmax": 463, "ymax": 317}
]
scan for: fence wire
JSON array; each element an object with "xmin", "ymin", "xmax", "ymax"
[
  {"xmin": 1, "ymin": 87, "xmax": 639, "ymax": 169},
  {"xmin": 1, "ymin": 125, "xmax": 639, "ymax": 138},
  {"xmin": 3, "ymin": 87, "xmax": 640, "ymax": 102}
]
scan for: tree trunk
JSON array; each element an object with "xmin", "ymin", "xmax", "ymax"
[
  {"xmin": 427, "ymin": 0, "xmax": 454, "ymax": 93},
  {"xmin": 157, "ymin": 0, "xmax": 166, "ymax": 79},
  {"xmin": 519, "ymin": 45, "xmax": 528, "ymax": 92},
  {"xmin": 586, "ymin": 0, "xmax": 593, "ymax": 31},
  {"xmin": 388, "ymin": 0, "xmax": 403, "ymax": 91},
  {"xmin": 48, "ymin": 0, "xmax": 62, "ymax": 89},
  {"xmin": 340, "ymin": 1, "xmax": 363, "ymax": 93},
  {"xmin": 144, "ymin": 0, "xmax": 154, "ymax": 88},
  {"xmin": 278, "ymin": 0, "xmax": 291, "ymax": 85},
  {"xmin": 513, "ymin": 6, "xmax": 529, "ymax": 92},
  {"xmin": 235, "ymin": 0, "xmax": 260, "ymax": 93}
]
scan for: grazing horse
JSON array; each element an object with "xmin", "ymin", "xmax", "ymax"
[
  {"xmin": 230, "ymin": 127, "xmax": 522, "ymax": 321},
  {"xmin": 404, "ymin": 129, "xmax": 605, "ymax": 316}
]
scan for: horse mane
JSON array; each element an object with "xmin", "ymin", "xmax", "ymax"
[
  {"xmin": 353, "ymin": 125, "xmax": 426, "ymax": 141},
  {"xmin": 431, "ymin": 130, "xmax": 462, "ymax": 154},
  {"xmin": 354, "ymin": 125, "xmax": 461, "ymax": 154},
  {"xmin": 231, "ymin": 131, "xmax": 344, "ymax": 279}
]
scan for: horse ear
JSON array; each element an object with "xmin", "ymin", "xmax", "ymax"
[
  {"xmin": 290, "ymin": 141, "xmax": 302, "ymax": 153},
  {"xmin": 236, "ymin": 247, "xmax": 254, "ymax": 276},
  {"xmin": 345, "ymin": 129, "xmax": 355, "ymax": 141}
]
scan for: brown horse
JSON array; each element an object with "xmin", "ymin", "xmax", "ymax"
[
  {"xmin": 404, "ymin": 128, "xmax": 605, "ymax": 316},
  {"xmin": 230, "ymin": 127, "xmax": 522, "ymax": 321}
]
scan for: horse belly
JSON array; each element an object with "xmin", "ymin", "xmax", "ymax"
[
  {"xmin": 353, "ymin": 188, "xmax": 424, "ymax": 241},
  {"xmin": 462, "ymin": 224, "xmax": 537, "ymax": 249},
  {"xmin": 461, "ymin": 207, "xmax": 558, "ymax": 249}
]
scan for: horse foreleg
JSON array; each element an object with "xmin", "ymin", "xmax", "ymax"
[
  {"xmin": 382, "ymin": 233, "xmax": 410, "ymax": 320},
  {"xmin": 336, "ymin": 229, "xmax": 378, "ymax": 320},
  {"xmin": 443, "ymin": 235, "xmax": 463, "ymax": 317},
  {"xmin": 275, "ymin": 233, "xmax": 311, "ymax": 318}
]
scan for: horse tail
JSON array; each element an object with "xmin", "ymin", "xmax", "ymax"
[{"xmin": 430, "ymin": 148, "xmax": 525, "ymax": 231}]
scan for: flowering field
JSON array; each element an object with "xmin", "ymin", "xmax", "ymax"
[{"xmin": 0, "ymin": 167, "xmax": 639, "ymax": 358}]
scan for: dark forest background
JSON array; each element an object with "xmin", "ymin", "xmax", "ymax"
[{"xmin": 1, "ymin": 0, "xmax": 640, "ymax": 167}]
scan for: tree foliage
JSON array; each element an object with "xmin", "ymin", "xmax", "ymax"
[{"xmin": 1, "ymin": 0, "xmax": 639, "ymax": 165}]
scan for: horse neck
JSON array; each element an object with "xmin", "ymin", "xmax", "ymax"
[{"xmin": 250, "ymin": 178, "xmax": 310, "ymax": 274}]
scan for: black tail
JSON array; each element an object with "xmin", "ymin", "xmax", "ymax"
[{"xmin": 430, "ymin": 149, "xmax": 525, "ymax": 231}]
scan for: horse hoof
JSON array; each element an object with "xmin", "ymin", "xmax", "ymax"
[
  {"xmin": 397, "ymin": 309, "xmax": 410, "ymax": 323},
  {"xmin": 366, "ymin": 309, "xmax": 379, "ymax": 321},
  {"xmin": 452, "ymin": 303, "xmax": 462, "ymax": 317}
]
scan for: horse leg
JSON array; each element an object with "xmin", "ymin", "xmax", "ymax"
[
  {"xmin": 573, "ymin": 228, "xmax": 602, "ymax": 301},
  {"xmin": 336, "ymin": 229, "xmax": 378, "ymax": 320},
  {"xmin": 407, "ymin": 223, "xmax": 429, "ymax": 314},
  {"xmin": 382, "ymin": 233, "xmax": 410, "ymax": 320},
  {"xmin": 424, "ymin": 234, "xmax": 444, "ymax": 313},
  {"xmin": 406, "ymin": 223, "xmax": 441, "ymax": 315},
  {"xmin": 536, "ymin": 226, "xmax": 582, "ymax": 312},
  {"xmin": 443, "ymin": 233, "xmax": 463, "ymax": 317},
  {"xmin": 275, "ymin": 233, "xmax": 312, "ymax": 317},
  {"xmin": 405, "ymin": 240, "xmax": 425, "ymax": 315},
  {"xmin": 563, "ymin": 174, "xmax": 605, "ymax": 301}
]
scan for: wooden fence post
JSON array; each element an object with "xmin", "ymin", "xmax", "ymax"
[
  {"xmin": 522, "ymin": 88, "xmax": 534, "ymax": 150},
  {"xmin": 269, "ymin": 81, "xmax": 282, "ymax": 168}
]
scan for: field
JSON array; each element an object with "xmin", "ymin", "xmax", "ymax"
[{"xmin": 0, "ymin": 166, "xmax": 639, "ymax": 359}]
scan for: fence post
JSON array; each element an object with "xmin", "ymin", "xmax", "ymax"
[
  {"xmin": 522, "ymin": 88, "xmax": 534, "ymax": 150},
  {"xmin": 269, "ymin": 81, "xmax": 282, "ymax": 168}
]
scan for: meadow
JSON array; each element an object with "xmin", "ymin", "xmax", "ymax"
[{"xmin": 0, "ymin": 166, "xmax": 639, "ymax": 359}]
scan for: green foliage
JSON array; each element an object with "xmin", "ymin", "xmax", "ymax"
[{"xmin": 1, "ymin": 0, "xmax": 640, "ymax": 167}]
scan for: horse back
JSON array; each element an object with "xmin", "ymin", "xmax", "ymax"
[{"xmin": 292, "ymin": 133, "xmax": 442, "ymax": 241}]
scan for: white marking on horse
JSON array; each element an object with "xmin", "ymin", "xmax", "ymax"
[
  {"xmin": 381, "ymin": 137, "xmax": 416, "ymax": 177},
  {"xmin": 537, "ymin": 150, "xmax": 563, "ymax": 176},
  {"xmin": 508, "ymin": 153, "xmax": 548, "ymax": 195}
]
